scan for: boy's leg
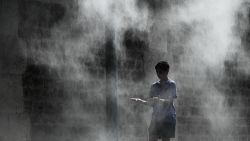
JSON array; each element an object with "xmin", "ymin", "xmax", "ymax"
[
  {"xmin": 162, "ymin": 137, "xmax": 170, "ymax": 141},
  {"xmin": 148, "ymin": 134, "xmax": 157, "ymax": 141},
  {"xmin": 148, "ymin": 120, "xmax": 157, "ymax": 141}
]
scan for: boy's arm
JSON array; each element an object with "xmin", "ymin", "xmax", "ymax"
[
  {"xmin": 130, "ymin": 83, "xmax": 177, "ymax": 105},
  {"xmin": 130, "ymin": 97, "xmax": 158, "ymax": 106},
  {"xmin": 129, "ymin": 85, "xmax": 156, "ymax": 105}
]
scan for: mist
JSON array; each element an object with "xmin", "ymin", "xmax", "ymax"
[{"xmin": 19, "ymin": 0, "xmax": 249, "ymax": 141}]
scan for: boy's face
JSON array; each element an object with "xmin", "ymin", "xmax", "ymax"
[{"xmin": 156, "ymin": 70, "xmax": 168, "ymax": 80}]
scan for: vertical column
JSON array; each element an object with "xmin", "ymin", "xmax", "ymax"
[{"xmin": 105, "ymin": 30, "xmax": 118, "ymax": 141}]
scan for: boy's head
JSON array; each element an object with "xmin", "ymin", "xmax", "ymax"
[{"xmin": 155, "ymin": 61, "xmax": 170, "ymax": 80}]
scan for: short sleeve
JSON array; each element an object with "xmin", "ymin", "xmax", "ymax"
[{"xmin": 149, "ymin": 85, "xmax": 156, "ymax": 98}]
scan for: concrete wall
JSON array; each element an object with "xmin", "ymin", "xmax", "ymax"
[
  {"xmin": 0, "ymin": 0, "xmax": 250, "ymax": 141},
  {"xmin": 0, "ymin": 0, "xmax": 30, "ymax": 141}
]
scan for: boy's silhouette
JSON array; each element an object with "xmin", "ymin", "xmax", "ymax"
[{"xmin": 148, "ymin": 61, "xmax": 177, "ymax": 141}]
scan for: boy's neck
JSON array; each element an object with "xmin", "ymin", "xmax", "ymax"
[{"xmin": 160, "ymin": 77, "xmax": 168, "ymax": 82}]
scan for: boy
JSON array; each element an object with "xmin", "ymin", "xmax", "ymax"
[{"xmin": 148, "ymin": 61, "xmax": 177, "ymax": 141}]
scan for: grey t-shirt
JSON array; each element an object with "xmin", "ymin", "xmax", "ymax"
[{"xmin": 149, "ymin": 79, "xmax": 177, "ymax": 123}]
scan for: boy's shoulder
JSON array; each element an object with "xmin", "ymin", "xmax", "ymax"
[
  {"xmin": 151, "ymin": 79, "xmax": 176, "ymax": 87},
  {"xmin": 168, "ymin": 79, "xmax": 176, "ymax": 85},
  {"xmin": 151, "ymin": 81, "xmax": 160, "ymax": 86}
]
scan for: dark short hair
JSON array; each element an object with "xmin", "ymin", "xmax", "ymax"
[{"xmin": 155, "ymin": 61, "xmax": 170, "ymax": 73}]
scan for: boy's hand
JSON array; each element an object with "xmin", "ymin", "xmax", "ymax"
[
  {"xmin": 147, "ymin": 97, "xmax": 159, "ymax": 105},
  {"xmin": 130, "ymin": 98, "xmax": 147, "ymax": 103},
  {"xmin": 130, "ymin": 97, "xmax": 171, "ymax": 106},
  {"xmin": 149, "ymin": 97, "xmax": 170, "ymax": 104},
  {"xmin": 153, "ymin": 97, "xmax": 160, "ymax": 104},
  {"xmin": 159, "ymin": 98, "xmax": 170, "ymax": 103}
]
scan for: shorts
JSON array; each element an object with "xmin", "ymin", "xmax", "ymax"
[{"xmin": 149, "ymin": 120, "xmax": 176, "ymax": 139}]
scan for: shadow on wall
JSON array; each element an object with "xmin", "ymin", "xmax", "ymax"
[
  {"xmin": 136, "ymin": 0, "xmax": 183, "ymax": 12},
  {"xmin": 19, "ymin": 1, "xmax": 72, "ymax": 141},
  {"xmin": 18, "ymin": 0, "xmax": 65, "ymax": 38},
  {"xmin": 224, "ymin": 1, "xmax": 250, "ymax": 88},
  {"xmin": 121, "ymin": 28, "xmax": 149, "ymax": 82}
]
